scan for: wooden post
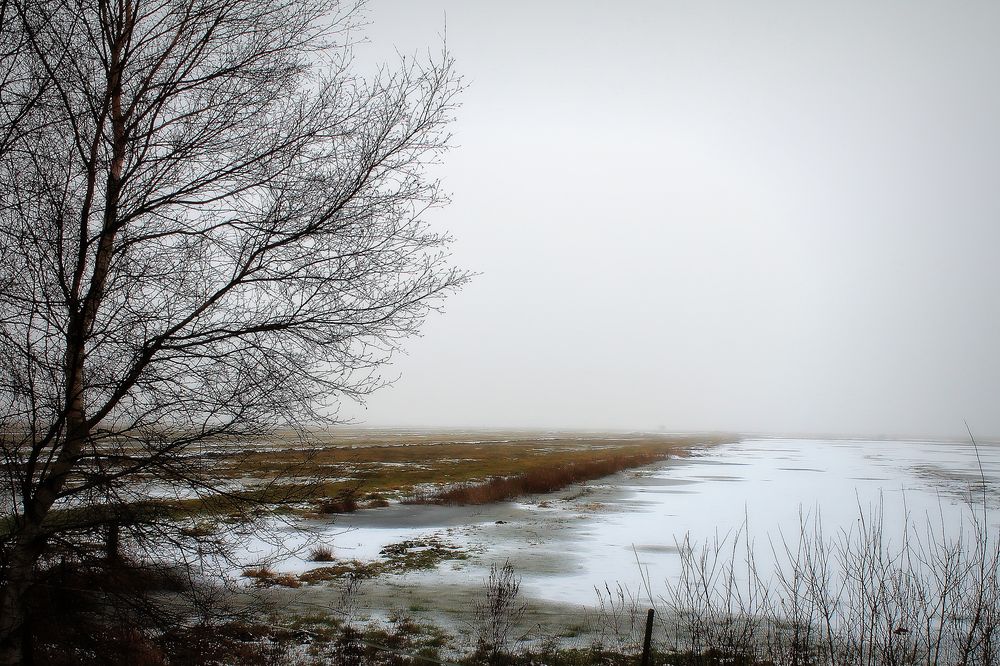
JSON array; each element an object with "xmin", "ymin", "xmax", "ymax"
[
  {"xmin": 641, "ymin": 607, "xmax": 654, "ymax": 666},
  {"xmin": 105, "ymin": 522, "xmax": 121, "ymax": 562}
]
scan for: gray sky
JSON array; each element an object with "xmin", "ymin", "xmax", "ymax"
[{"xmin": 341, "ymin": 0, "xmax": 1000, "ymax": 439}]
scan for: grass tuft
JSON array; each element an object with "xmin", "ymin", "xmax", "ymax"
[
  {"xmin": 315, "ymin": 495, "xmax": 358, "ymax": 514},
  {"xmin": 307, "ymin": 545, "xmax": 335, "ymax": 562},
  {"xmin": 241, "ymin": 565, "xmax": 274, "ymax": 580}
]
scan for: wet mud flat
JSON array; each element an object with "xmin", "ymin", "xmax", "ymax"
[{"xmin": 253, "ymin": 467, "xmax": 681, "ymax": 645}]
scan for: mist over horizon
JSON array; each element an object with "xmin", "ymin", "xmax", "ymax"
[
  {"xmin": 330, "ymin": 420, "xmax": 996, "ymax": 446},
  {"xmin": 341, "ymin": 1, "xmax": 1000, "ymax": 441}
]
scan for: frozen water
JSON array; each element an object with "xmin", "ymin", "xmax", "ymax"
[{"xmin": 233, "ymin": 437, "xmax": 1000, "ymax": 607}]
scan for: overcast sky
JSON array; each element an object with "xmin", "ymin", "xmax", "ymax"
[{"xmin": 340, "ymin": 0, "xmax": 1000, "ymax": 439}]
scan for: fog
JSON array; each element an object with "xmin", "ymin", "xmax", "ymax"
[{"xmin": 341, "ymin": 1, "xmax": 1000, "ymax": 439}]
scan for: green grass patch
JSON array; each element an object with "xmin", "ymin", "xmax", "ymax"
[{"xmin": 293, "ymin": 536, "xmax": 469, "ymax": 584}]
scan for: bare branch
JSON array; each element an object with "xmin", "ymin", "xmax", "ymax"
[{"xmin": 0, "ymin": 1, "xmax": 465, "ymax": 659}]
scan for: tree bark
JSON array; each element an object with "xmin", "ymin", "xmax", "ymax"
[
  {"xmin": 0, "ymin": 528, "xmax": 43, "ymax": 665},
  {"xmin": 0, "ymin": 7, "xmax": 129, "ymax": 660}
]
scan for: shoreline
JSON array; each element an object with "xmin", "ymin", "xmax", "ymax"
[
  {"xmin": 250, "ymin": 458, "xmax": 699, "ymax": 645},
  {"xmin": 222, "ymin": 436, "xmax": 1000, "ymax": 660}
]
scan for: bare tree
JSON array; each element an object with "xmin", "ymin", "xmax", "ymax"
[{"xmin": 0, "ymin": 0, "xmax": 465, "ymax": 661}]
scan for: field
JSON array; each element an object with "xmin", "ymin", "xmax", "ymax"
[
  {"xmin": 21, "ymin": 430, "xmax": 735, "ymax": 664},
  {"xmin": 20, "ymin": 434, "xmax": 1000, "ymax": 664},
  {"xmin": 166, "ymin": 429, "xmax": 728, "ymax": 518}
]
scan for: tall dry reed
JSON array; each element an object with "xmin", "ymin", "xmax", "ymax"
[
  {"xmin": 408, "ymin": 452, "xmax": 666, "ymax": 505},
  {"xmin": 658, "ymin": 499, "xmax": 999, "ymax": 665}
]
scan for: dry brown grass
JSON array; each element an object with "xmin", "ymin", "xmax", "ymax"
[
  {"xmin": 307, "ymin": 545, "xmax": 335, "ymax": 562},
  {"xmin": 315, "ymin": 495, "xmax": 358, "ymax": 514},
  {"xmin": 408, "ymin": 450, "xmax": 670, "ymax": 505},
  {"xmin": 240, "ymin": 565, "xmax": 274, "ymax": 580},
  {"xmin": 241, "ymin": 566, "xmax": 301, "ymax": 588},
  {"xmin": 134, "ymin": 431, "xmax": 730, "ymax": 518}
]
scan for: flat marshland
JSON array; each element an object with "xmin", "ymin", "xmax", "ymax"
[
  {"xmin": 176, "ymin": 429, "xmax": 726, "ymax": 516},
  {"xmin": 21, "ymin": 433, "xmax": 1000, "ymax": 664},
  {"xmin": 226, "ymin": 436, "xmax": 999, "ymax": 665}
]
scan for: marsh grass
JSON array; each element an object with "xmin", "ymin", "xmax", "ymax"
[
  {"xmin": 297, "ymin": 561, "xmax": 382, "ymax": 583},
  {"xmin": 407, "ymin": 450, "xmax": 672, "ymax": 505},
  {"xmin": 293, "ymin": 537, "xmax": 469, "ymax": 584},
  {"xmin": 241, "ymin": 565, "xmax": 275, "ymax": 579},
  {"xmin": 657, "ymin": 500, "xmax": 1000, "ymax": 665},
  {"xmin": 47, "ymin": 433, "xmax": 716, "ymax": 523},
  {"xmin": 315, "ymin": 495, "xmax": 359, "ymax": 515},
  {"xmin": 209, "ymin": 433, "xmax": 711, "ymax": 508},
  {"xmin": 241, "ymin": 566, "xmax": 300, "ymax": 588},
  {"xmin": 307, "ymin": 545, "xmax": 336, "ymax": 562}
]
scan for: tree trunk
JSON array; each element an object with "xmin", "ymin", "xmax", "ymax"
[
  {"xmin": 0, "ymin": 530, "xmax": 43, "ymax": 666},
  {"xmin": 0, "ymin": 385, "xmax": 89, "ymax": 664}
]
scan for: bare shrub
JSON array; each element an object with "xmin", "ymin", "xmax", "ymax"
[
  {"xmin": 328, "ymin": 573, "xmax": 367, "ymax": 666},
  {"xmin": 591, "ymin": 582, "xmax": 648, "ymax": 654},
  {"xmin": 474, "ymin": 560, "xmax": 527, "ymax": 661},
  {"xmin": 664, "ymin": 526, "xmax": 764, "ymax": 663},
  {"xmin": 661, "ymin": 500, "xmax": 1000, "ymax": 666},
  {"xmin": 337, "ymin": 572, "xmax": 366, "ymax": 623}
]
